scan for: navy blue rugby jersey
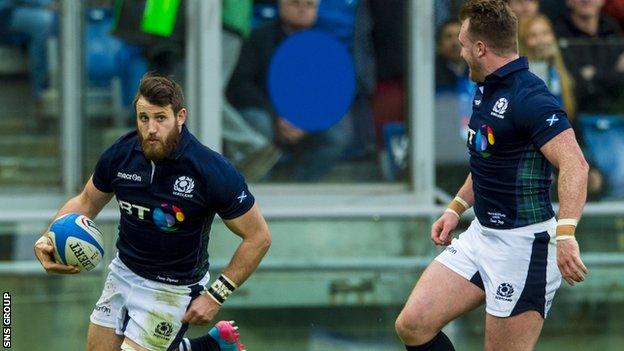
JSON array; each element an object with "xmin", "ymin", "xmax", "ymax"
[
  {"xmin": 466, "ymin": 57, "xmax": 571, "ymax": 229},
  {"xmin": 92, "ymin": 125, "xmax": 255, "ymax": 285}
]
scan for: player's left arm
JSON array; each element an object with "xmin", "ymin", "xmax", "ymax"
[
  {"xmin": 540, "ymin": 128, "xmax": 590, "ymax": 285},
  {"xmin": 182, "ymin": 203, "xmax": 271, "ymax": 325},
  {"xmin": 540, "ymin": 129, "xmax": 588, "ymax": 220},
  {"xmin": 220, "ymin": 203, "xmax": 272, "ymax": 285}
]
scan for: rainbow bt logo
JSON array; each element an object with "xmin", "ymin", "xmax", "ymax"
[
  {"xmin": 153, "ymin": 203, "xmax": 185, "ymax": 232},
  {"xmin": 473, "ymin": 124, "xmax": 495, "ymax": 158}
]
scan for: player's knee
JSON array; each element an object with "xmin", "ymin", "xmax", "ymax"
[
  {"xmin": 395, "ymin": 309, "xmax": 436, "ymax": 341},
  {"xmin": 395, "ymin": 312, "xmax": 419, "ymax": 337}
]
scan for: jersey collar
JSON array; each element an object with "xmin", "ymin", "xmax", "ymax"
[
  {"xmin": 484, "ymin": 56, "xmax": 528, "ymax": 83},
  {"xmin": 168, "ymin": 125, "xmax": 191, "ymax": 160}
]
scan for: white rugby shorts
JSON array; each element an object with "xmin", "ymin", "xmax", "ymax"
[
  {"xmin": 435, "ymin": 218, "xmax": 561, "ymax": 318},
  {"xmin": 90, "ymin": 256, "xmax": 209, "ymax": 350}
]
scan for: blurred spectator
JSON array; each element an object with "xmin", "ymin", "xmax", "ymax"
[
  {"xmin": 554, "ymin": 0, "xmax": 624, "ymax": 114},
  {"xmin": 227, "ymin": 0, "xmax": 348, "ymax": 182},
  {"xmin": 315, "ymin": 0, "xmax": 360, "ymax": 51},
  {"xmin": 223, "ymin": 0, "xmax": 252, "ymax": 84},
  {"xmin": 113, "ymin": 0, "xmax": 185, "ymax": 77},
  {"xmin": 221, "ymin": 0, "xmax": 282, "ymax": 181},
  {"xmin": 603, "ymin": 0, "xmax": 624, "ymax": 31},
  {"xmin": 518, "ymin": 13, "xmax": 608, "ymax": 200},
  {"xmin": 541, "ymin": 0, "xmax": 568, "ymax": 23},
  {"xmin": 368, "ymin": 0, "xmax": 409, "ymax": 180},
  {"xmin": 0, "ymin": 0, "xmax": 55, "ymax": 102},
  {"xmin": 519, "ymin": 14, "xmax": 577, "ymax": 118},
  {"xmin": 369, "ymin": 0, "xmax": 405, "ymax": 149},
  {"xmin": 507, "ymin": 0, "xmax": 540, "ymax": 21},
  {"xmin": 548, "ymin": 0, "xmax": 616, "ymax": 199},
  {"xmin": 314, "ymin": 0, "xmax": 377, "ymax": 159},
  {"xmin": 112, "ymin": 0, "xmax": 278, "ymax": 181},
  {"xmin": 435, "ymin": 20, "xmax": 467, "ymax": 92},
  {"xmin": 434, "ymin": 0, "xmax": 465, "ymax": 30}
]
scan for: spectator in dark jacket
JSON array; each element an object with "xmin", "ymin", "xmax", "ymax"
[
  {"xmin": 227, "ymin": 0, "xmax": 348, "ymax": 182},
  {"xmin": 435, "ymin": 20, "xmax": 468, "ymax": 92},
  {"xmin": 554, "ymin": 0, "xmax": 624, "ymax": 114}
]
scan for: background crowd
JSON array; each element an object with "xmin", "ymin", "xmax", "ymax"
[{"xmin": 1, "ymin": 0, "xmax": 623, "ymax": 198}]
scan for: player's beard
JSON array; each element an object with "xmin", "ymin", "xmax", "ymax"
[
  {"xmin": 138, "ymin": 125, "xmax": 180, "ymax": 161},
  {"xmin": 468, "ymin": 60, "xmax": 484, "ymax": 83}
]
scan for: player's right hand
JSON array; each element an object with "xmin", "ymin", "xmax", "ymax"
[
  {"xmin": 557, "ymin": 238, "xmax": 588, "ymax": 286},
  {"xmin": 33, "ymin": 234, "xmax": 81, "ymax": 274},
  {"xmin": 182, "ymin": 293, "xmax": 221, "ymax": 325},
  {"xmin": 431, "ymin": 212, "xmax": 459, "ymax": 246}
]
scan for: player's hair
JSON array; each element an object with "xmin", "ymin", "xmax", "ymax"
[
  {"xmin": 459, "ymin": 0, "xmax": 518, "ymax": 56},
  {"xmin": 133, "ymin": 73, "xmax": 184, "ymax": 114}
]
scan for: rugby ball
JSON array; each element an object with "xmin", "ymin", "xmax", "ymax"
[{"xmin": 48, "ymin": 213, "xmax": 104, "ymax": 271}]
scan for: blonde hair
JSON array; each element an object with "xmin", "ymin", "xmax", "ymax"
[{"xmin": 519, "ymin": 14, "xmax": 576, "ymax": 119}]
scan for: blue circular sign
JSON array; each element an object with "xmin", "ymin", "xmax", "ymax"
[{"xmin": 268, "ymin": 30, "xmax": 356, "ymax": 132}]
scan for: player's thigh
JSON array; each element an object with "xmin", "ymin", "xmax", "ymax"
[
  {"xmin": 87, "ymin": 322, "xmax": 124, "ymax": 351},
  {"xmin": 397, "ymin": 260, "xmax": 485, "ymax": 332},
  {"xmin": 485, "ymin": 310, "xmax": 544, "ymax": 351}
]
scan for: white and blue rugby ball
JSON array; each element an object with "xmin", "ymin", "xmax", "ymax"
[{"xmin": 48, "ymin": 213, "xmax": 104, "ymax": 271}]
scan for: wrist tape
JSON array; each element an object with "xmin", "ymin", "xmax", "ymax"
[
  {"xmin": 556, "ymin": 218, "xmax": 578, "ymax": 238},
  {"xmin": 446, "ymin": 196, "xmax": 471, "ymax": 219},
  {"xmin": 206, "ymin": 274, "xmax": 238, "ymax": 305}
]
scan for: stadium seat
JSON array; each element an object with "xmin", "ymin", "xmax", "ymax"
[{"xmin": 0, "ymin": 32, "xmax": 29, "ymax": 75}]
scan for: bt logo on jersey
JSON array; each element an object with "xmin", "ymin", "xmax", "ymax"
[
  {"xmin": 153, "ymin": 203, "xmax": 186, "ymax": 232},
  {"xmin": 467, "ymin": 124, "xmax": 496, "ymax": 158},
  {"xmin": 118, "ymin": 200, "xmax": 186, "ymax": 231},
  {"xmin": 119, "ymin": 200, "xmax": 150, "ymax": 219}
]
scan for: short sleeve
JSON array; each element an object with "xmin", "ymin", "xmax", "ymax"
[
  {"xmin": 92, "ymin": 146, "xmax": 115, "ymax": 193},
  {"xmin": 209, "ymin": 156, "xmax": 255, "ymax": 220},
  {"xmin": 515, "ymin": 89, "xmax": 571, "ymax": 148}
]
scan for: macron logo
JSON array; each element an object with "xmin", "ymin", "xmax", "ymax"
[{"xmin": 117, "ymin": 171, "xmax": 142, "ymax": 182}]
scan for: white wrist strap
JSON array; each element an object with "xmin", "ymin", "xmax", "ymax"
[
  {"xmin": 444, "ymin": 208, "xmax": 460, "ymax": 219},
  {"xmin": 557, "ymin": 218, "xmax": 578, "ymax": 227},
  {"xmin": 556, "ymin": 235, "xmax": 576, "ymax": 241}
]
